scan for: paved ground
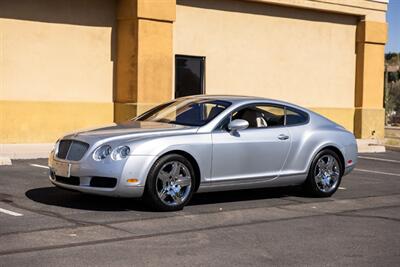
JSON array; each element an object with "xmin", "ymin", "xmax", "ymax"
[{"xmin": 0, "ymin": 152, "xmax": 400, "ymax": 266}]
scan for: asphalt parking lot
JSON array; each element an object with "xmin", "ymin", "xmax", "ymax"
[{"xmin": 0, "ymin": 152, "xmax": 399, "ymax": 266}]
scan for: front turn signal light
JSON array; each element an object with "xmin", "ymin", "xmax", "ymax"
[{"xmin": 127, "ymin": 178, "xmax": 139, "ymax": 183}]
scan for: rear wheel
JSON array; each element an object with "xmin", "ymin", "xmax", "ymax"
[
  {"xmin": 303, "ymin": 149, "xmax": 343, "ymax": 197},
  {"xmin": 144, "ymin": 154, "xmax": 195, "ymax": 211}
]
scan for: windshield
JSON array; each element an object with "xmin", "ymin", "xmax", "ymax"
[{"xmin": 135, "ymin": 98, "xmax": 231, "ymax": 126}]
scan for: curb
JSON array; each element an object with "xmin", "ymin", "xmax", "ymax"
[
  {"xmin": 356, "ymin": 139, "xmax": 386, "ymax": 153},
  {"xmin": 385, "ymin": 145, "xmax": 400, "ymax": 152},
  {"xmin": 0, "ymin": 157, "xmax": 12, "ymax": 166},
  {"xmin": 0, "ymin": 143, "xmax": 53, "ymax": 163},
  {"xmin": 357, "ymin": 146, "xmax": 386, "ymax": 153}
]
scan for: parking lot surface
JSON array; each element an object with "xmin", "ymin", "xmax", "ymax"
[{"xmin": 0, "ymin": 151, "xmax": 399, "ymax": 266}]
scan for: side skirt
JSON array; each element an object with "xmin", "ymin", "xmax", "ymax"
[{"xmin": 197, "ymin": 173, "xmax": 307, "ymax": 193}]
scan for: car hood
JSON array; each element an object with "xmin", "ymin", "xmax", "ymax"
[{"xmin": 62, "ymin": 121, "xmax": 198, "ymax": 145}]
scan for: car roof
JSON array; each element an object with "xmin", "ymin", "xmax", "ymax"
[
  {"xmin": 180, "ymin": 94, "xmax": 303, "ymax": 108},
  {"xmin": 181, "ymin": 94, "xmax": 331, "ymax": 123},
  {"xmin": 182, "ymin": 94, "xmax": 272, "ymax": 103},
  {"xmin": 183, "ymin": 94, "xmax": 343, "ymax": 132}
]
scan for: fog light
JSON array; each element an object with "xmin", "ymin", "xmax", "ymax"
[{"xmin": 127, "ymin": 178, "xmax": 139, "ymax": 183}]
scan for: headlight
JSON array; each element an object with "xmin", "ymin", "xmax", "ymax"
[
  {"xmin": 93, "ymin": 145, "xmax": 112, "ymax": 161},
  {"xmin": 111, "ymin": 146, "xmax": 130, "ymax": 160}
]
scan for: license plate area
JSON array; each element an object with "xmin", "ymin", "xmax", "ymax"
[{"xmin": 53, "ymin": 161, "xmax": 71, "ymax": 178}]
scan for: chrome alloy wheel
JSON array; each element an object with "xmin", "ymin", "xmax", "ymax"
[
  {"xmin": 313, "ymin": 155, "xmax": 340, "ymax": 193},
  {"xmin": 156, "ymin": 161, "xmax": 192, "ymax": 206}
]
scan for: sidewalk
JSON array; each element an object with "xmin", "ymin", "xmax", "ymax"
[
  {"xmin": 385, "ymin": 126, "xmax": 400, "ymax": 152},
  {"xmin": 0, "ymin": 143, "xmax": 53, "ymax": 165}
]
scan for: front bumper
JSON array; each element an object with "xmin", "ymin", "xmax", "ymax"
[{"xmin": 48, "ymin": 151, "xmax": 157, "ymax": 198}]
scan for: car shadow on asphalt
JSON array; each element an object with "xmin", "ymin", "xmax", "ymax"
[
  {"xmin": 25, "ymin": 185, "xmax": 308, "ymax": 212},
  {"xmin": 25, "ymin": 187, "xmax": 146, "ymax": 212},
  {"xmin": 189, "ymin": 186, "xmax": 307, "ymax": 206}
]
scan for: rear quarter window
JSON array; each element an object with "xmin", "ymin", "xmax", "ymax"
[{"xmin": 285, "ymin": 108, "xmax": 309, "ymax": 126}]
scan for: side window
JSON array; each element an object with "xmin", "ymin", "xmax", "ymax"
[
  {"xmin": 232, "ymin": 105, "xmax": 285, "ymax": 128},
  {"xmin": 285, "ymin": 108, "xmax": 308, "ymax": 125},
  {"xmin": 217, "ymin": 116, "xmax": 231, "ymax": 131},
  {"xmin": 215, "ymin": 104, "xmax": 308, "ymax": 131}
]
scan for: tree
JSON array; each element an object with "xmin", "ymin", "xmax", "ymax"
[{"xmin": 385, "ymin": 53, "xmax": 400, "ymax": 125}]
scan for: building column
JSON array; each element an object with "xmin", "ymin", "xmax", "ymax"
[
  {"xmin": 354, "ymin": 21, "xmax": 387, "ymax": 139},
  {"xmin": 115, "ymin": 0, "xmax": 175, "ymax": 122}
]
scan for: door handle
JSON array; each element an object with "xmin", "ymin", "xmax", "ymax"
[{"xmin": 278, "ymin": 134, "xmax": 289, "ymax": 140}]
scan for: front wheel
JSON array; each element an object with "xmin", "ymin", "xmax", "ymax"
[
  {"xmin": 144, "ymin": 154, "xmax": 195, "ymax": 211},
  {"xmin": 303, "ymin": 149, "xmax": 343, "ymax": 197}
]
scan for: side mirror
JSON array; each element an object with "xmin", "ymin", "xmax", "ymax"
[{"xmin": 228, "ymin": 119, "xmax": 249, "ymax": 132}]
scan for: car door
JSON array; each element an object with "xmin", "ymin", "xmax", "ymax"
[{"xmin": 211, "ymin": 104, "xmax": 291, "ymax": 182}]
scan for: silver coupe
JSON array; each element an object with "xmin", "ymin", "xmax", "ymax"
[{"xmin": 48, "ymin": 95, "xmax": 357, "ymax": 211}]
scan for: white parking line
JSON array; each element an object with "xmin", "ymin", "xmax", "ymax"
[
  {"xmin": 0, "ymin": 208, "xmax": 23, "ymax": 217},
  {"xmin": 30, "ymin": 164, "xmax": 49, "ymax": 169},
  {"xmin": 358, "ymin": 156, "xmax": 400, "ymax": 164},
  {"xmin": 354, "ymin": 168, "xmax": 400, "ymax": 177}
]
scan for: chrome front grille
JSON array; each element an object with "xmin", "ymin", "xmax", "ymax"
[{"xmin": 57, "ymin": 140, "xmax": 89, "ymax": 161}]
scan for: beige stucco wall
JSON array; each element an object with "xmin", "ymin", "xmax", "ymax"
[
  {"xmin": 174, "ymin": 0, "xmax": 357, "ymax": 109},
  {"xmin": 0, "ymin": 0, "xmax": 115, "ymax": 102},
  {"xmin": 0, "ymin": 0, "xmax": 116, "ymax": 143},
  {"xmin": 114, "ymin": 0, "xmax": 175, "ymax": 123},
  {"xmin": 253, "ymin": 0, "xmax": 386, "ymax": 22},
  {"xmin": 0, "ymin": 0, "xmax": 387, "ymax": 144}
]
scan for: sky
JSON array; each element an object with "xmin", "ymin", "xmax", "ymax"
[{"xmin": 386, "ymin": 0, "xmax": 400, "ymax": 53}]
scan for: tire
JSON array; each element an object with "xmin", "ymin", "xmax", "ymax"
[
  {"xmin": 303, "ymin": 149, "xmax": 343, "ymax": 197},
  {"xmin": 144, "ymin": 154, "xmax": 196, "ymax": 211}
]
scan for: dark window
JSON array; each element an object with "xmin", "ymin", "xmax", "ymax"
[
  {"xmin": 217, "ymin": 104, "xmax": 309, "ymax": 131},
  {"xmin": 285, "ymin": 108, "xmax": 308, "ymax": 125},
  {"xmin": 175, "ymin": 55, "xmax": 205, "ymax": 98},
  {"xmin": 217, "ymin": 116, "xmax": 231, "ymax": 131},
  {"xmin": 136, "ymin": 98, "xmax": 230, "ymax": 127},
  {"xmin": 232, "ymin": 105, "xmax": 285, "ymax": 128}
]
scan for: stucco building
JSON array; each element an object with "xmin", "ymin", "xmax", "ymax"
[{"xmin": 0, "ymin": 0, "xmax": 388, "ymax": 155}]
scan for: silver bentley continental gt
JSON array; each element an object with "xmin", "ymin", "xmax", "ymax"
[{"xmin": 48, "ymin": 95, "xmax": 357, "ymax": 211}]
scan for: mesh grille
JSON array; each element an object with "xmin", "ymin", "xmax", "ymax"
[
  {"xmin": 57, "ymin": 140, "xmax": 72, "ymax": 159},
  {"xmin": 67, "ymin": 141, "xmax": 89, "ymax": 161},
  {"xmin": 57, "ymin": 140, "xmax": 89, "ymax": 161}
]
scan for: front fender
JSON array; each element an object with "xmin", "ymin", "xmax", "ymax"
[{"xmin": 126, "ymin": 133, "xmax": 213, "ymax": 183}]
